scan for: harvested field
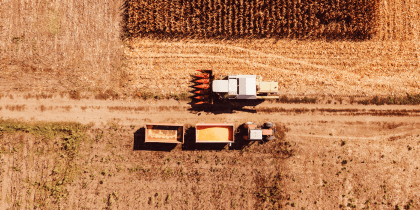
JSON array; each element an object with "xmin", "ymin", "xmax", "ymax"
[
  {"xmin": 0, "ymin": 0, "xmax": 124, "ymax": 92},
  {"xmin": 125, "ymin": 38, "xmax": 420, "ymax": 97}
]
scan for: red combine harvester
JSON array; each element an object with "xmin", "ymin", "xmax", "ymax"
[
  {"xmin": 193, "ymin": 70, "xmax": 213, "ymax": 105},
  {"xmin": 193, "ymin": 70, "xmax": 279, "ymax": 105}
]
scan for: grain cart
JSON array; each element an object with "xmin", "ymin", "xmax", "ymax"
[
  {"xmin": 195, "ymin": 123, "xmax": 234, "ymax": 145},
  {"xmin": 194, "ymin": 70, "xmax": 279, "ymax": 105},
  {"xmin": 145, "ymin": 124, "xmax": 184, "ymax": 143},
  {"xmin": 243, "ymin": 122, "xmax": 275, "ymax": 141}
]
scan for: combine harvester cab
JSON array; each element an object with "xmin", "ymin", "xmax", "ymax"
[
  {"xmin": 194, "ymin": 70, "xmax": 279, "ymax": 105},
  {"xmin": 195, "ymin": 123, "xmax": 234, "ymax": 145},
  {"xmin": 145, "ymin": 124, "xmax": 184, "ymax": 143},
  {"xmin": 213, "ymin": 75, "xmax": 279, "ymax": 99}
]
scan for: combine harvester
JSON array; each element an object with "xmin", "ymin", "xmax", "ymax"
[{"xmin": 194, "ymin": 70, "xmax": 279, "ymax": 105}]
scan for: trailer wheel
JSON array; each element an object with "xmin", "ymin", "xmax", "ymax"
[
  {"xmin": 264, "ymin": 122, "xmax": 273, "ymax": 128},
  {"xmin": 266, "ymin": 136, "xmax": 275, "ymax": 141}
]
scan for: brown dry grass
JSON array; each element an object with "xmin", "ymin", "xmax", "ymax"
[
  {"xmin": 68, "ymin": 90, "xmax": 81, "ymax": 100},
  {"xmin": 23, "ymin": 93, "xmax": 53, "ymax": 100},
  {"xmin": 108, "ymin": 106, "xmax": 150, "ymax": 112},
  {"xmin": 5, "ymin": 105, "xmax": 26, "ymax": 112},
  {"xmin": 95, "ymin": 89, "xmax": 121, "ymax": 100},
  {"xmin": 106, "ymin": 105, "xmax": 187, "ymax": 113},
  {"xmin": 0, "ymin": 0, "xmax": 125, "ymax": 92},
  {"xmin": 256, "ymin": 107, "xmax": 420, "ymax": 117},
  {"xmin": 59, "ymin": 105, "xmax": 72, "ymax": 112}
]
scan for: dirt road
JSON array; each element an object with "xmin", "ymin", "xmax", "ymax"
[{"xmin": 1, "ymin": 96, "xmax": 420, "ymax": 126}]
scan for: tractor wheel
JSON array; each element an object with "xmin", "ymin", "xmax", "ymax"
[
  {"xmin": 266, "ymin": 136, "xmax": 275, "ymax": 141},
  {"xmin": 265, "ymin": 122, "xmax": 274, "ymax": 128}
]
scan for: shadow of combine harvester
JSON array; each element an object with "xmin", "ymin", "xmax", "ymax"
[{"xmin": 189, "ymin": 70, "xmax": 266, "ymax": 114}]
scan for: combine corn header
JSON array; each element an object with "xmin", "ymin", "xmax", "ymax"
[{"xmin": 193, "ymin": 70, "xmax": 279, "ymax": 105}]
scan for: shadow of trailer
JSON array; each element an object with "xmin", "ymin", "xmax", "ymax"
[{"xmin": 145, "ymin": 124, "xmax": 184, "ymax": 143}]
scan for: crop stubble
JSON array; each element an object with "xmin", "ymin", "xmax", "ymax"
[
  {"xmin": 0, "ymin": 0, "xmax": 124, "ymax": 92},
  {"xmin": 125, "ymin": 38, "xmax": 420, "ymax": 96}
]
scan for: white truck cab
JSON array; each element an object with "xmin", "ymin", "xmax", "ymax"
[{"xmin": 212, "ymin": 75, "xmax": 278, "ymax": 99}]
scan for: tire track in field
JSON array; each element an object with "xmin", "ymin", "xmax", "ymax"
[
  {"xmin": 130, "ymin": 51, "xmax": 343, "ymax": 87},
  {"xmin": 130, "ymin": 41, "xmax": 420, "ymax": 94},
  {"xmin": 289, "ymin": 131, "xmax": 419, "ymax": 141},
  {"xmin": 146, "ymin": 41, "xmax": 357, "ymax": 77},
  {"xmin": 288, "ymin": 133, "xmax": 378, "ymax": 140},
  {"xmin": 134, "ymin": 52, "xmax": 306, "ymax": 79},
  {"xmin": 347, "ymin": 57, "xmax": 381, "ymax": 73}
]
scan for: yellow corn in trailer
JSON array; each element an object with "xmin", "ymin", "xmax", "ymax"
[{"xmin": 195, "ymin": 123, "xmax": 234, "ymax": 144}]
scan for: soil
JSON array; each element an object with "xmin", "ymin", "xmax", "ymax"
[{"xmin": 0, "ymin": 96, "xmax": 420, "ymax": 209}]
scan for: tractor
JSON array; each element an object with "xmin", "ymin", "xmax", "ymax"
[{"xmin": 243, "ymin": 122, "xmax": 276, "ymax": 141}]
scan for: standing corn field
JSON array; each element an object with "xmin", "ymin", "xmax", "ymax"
[{"xmin": 123, "ymin": 0, "xmax": 378, "ymax": 40}]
